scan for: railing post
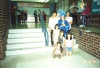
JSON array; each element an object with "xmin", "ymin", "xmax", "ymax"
[{"xmin": 40, "ymin": 14, "xmax": 49, "ymax": 47}]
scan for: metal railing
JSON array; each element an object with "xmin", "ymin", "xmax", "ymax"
[
  {"xmin": 74, "ymin": 23, "xmax": 82, "ymax": 36},
  {"xmin": 40, "ymin": 14, "xmax": 49, "ymax": 46}
]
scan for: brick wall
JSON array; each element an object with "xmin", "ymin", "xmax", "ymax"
[
  {"xmin": 0, "ymin": 0, "xmax": 10, "ymax": 60},
  {"xmin": 71, "ymin": 27, "xmax": 100, "ymax": 59}
]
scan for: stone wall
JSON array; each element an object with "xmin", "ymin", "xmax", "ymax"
[
  {"xmin": 0, "ymin": 0, "xmax": 10, "ymax": 60},
  {"xmin": 71, "ymin": 27, "xmax": 100, "ymax": 59}
]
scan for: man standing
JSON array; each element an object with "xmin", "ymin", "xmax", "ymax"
[
  {"xmin": 34, "ymin": 10, "xmax": 38, "ymax": 23},
  {"xmin": 11, "ymin": 4, "xmax": 16, "ymax": 24},
  {"xmin": 70, "ymin": 2, "xmax": 78, "ymax": 26},
  {"xmin": 38, "ymin": 9, "xmax": 41, "ymax": 22}
]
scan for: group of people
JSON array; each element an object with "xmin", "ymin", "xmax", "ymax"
[
  {"xmin": 49, "ymin": 10, "xmax": 74, "ymax": 59},
  {"xmin": 70, "ymin": 1, "xmax": 91, "ymax": 27},
  {"xmin": 17, "ymin": 10, "xmax": 27, "ymax": 24},
  {"xmin": 49, "ymin": 0, "xmax": 91, "ymax": 58},
  {"xmin": 33, "ymin": 10, "xmax": 46, "ymax": 23},
  {"xmin": 11, "ymin": 4, "xmax": 28, "ymax": 24}
]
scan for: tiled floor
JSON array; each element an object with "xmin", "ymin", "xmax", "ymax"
[
  {"xmin": 10, "ymin": 22, "xmax": 48, "ymax": 29},
  {"xmin": 10, "ymin": 22, "xmax": 100, "ymax": 33},
  {"xmin": 1, "ymin": 49, "xmax": 100, "ymax": 68}
]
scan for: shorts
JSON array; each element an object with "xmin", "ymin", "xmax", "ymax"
[{"xmin": 66, "ymin": 47, "xmax": 72, "ymax": 52}]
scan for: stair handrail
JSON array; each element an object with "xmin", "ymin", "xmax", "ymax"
[
  {"xmin": 40, "ymin": 14, "xmax": 49, "ymax": 46},
  {"xmin": 71, "ymin": 13, "xmax": 82, "ymax": 36},
  {"xmin": 74, "ymin": 23, "xmax": 82, "ymax": 36}
]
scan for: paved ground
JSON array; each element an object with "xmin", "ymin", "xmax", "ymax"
[{"xmin": 1, "ymin": 48, "xmax": 100, "ymax": 68}]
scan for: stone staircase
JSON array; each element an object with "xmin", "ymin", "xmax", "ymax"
[
  {"xmin": 6, "ymin": 29, "xmax": 52, "ymax": 56},
  {"xmin": 6, "ymin": 28, "xmax": 78, "ymax": 56}
]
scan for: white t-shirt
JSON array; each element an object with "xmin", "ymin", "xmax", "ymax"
[
  {"xmin": 54, "ymin": 29, "xmax": 60, "ymax": 38},
  {"xmin": 66, "ymin": 39, "xmax": 73, "ymax": 47},
  {"xmin": 48, "ymin": 17, "xmax": 59, "ymax": 30},
  {"xmin": 66, "ymin": 17, "xmax": 73, "ymax": 29}
]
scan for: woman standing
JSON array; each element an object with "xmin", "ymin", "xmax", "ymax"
[
  {"xmin": 48, "ymin": 11, "xmax": 59, "ymax": 46},
  {"xmin": 66, "ymin": 11, "xmax": 73, "ymax": 33}
]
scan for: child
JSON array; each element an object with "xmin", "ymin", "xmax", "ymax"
[
  {"xmin": 53, "ymin": 24, "xmax": 60, "ymax": 46},
  {"xmin": 64, "ymin": 33, "xmax": 74, "ymax": 56},
  {"xmin": 52, "ymin": 42, "xmax": 62, "ymax": 59},
  {"xmin": 58, "ymin": 30, "xmax": 65, "ymax": 56}
]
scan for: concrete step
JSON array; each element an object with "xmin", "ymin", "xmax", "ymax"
[
  {"xmin": 6, "ymin": 47, "xmax": 54, "ymax": 56},
  {"xmin": 8, "ymin": 33, "xmax": 44, "ymax": 38},
  {"xmin": 7, "ymin": 42, "xmax": 51, "ymax": 50},
  {"xmin": 6, "ymin": 28, "xmax": 79, "ymax": 56},
  {"xmin": 7, "ymin": 42, "xmax": 78, "ymax": 51},
  {"xmin": 9, "ymin": 29, "xmax": 42, "ymax": 34},
  {"xmin": 7, "ymin": 37, "xmax": 45, "ymax": 44},
  {"xmin": 6, "ymin": 44, "xmax": 78, "ymax": 56}
]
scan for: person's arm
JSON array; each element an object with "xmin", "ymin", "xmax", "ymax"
[
  {"xmin": 72, "ymin": 39, "xmax": 74, "ymax": 51},
  {"xmin": 63, "ymin": 38, "xmax": 66, "ymax": 48},
  {"xmin": 57, "ymin": 30, "xmax": 60, "ymax": 42},
  {"xmin": 58, "ymin": 19, "xmax": 62, "ymax": 28},
  {"xmin": 52, "ymin": 30, "xmax": 54, "ymax": 41},
  {"xmin": 70, "ymin": 17, "xmax": 73, "ymax": 25}
]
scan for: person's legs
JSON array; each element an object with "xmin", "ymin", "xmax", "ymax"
[
  {"xmin": 25, "ymin": 20, "xmax": 27, "ymax": 23},
  {"xmin": 12, "ymin": 14, "xmax": 16, "ymax": 24},
  {"xmin": 39, "ymin": 15, "xmax": 40, "ymax": 22},
  {"xmin": 52, "ymin": 46, "xmax": 56, "ymax": 55},
  {"xmin": 72, "ymin": 13, "xmax": 78, "ymax": 26},
  {"xmin": 23, "ymin": 18, "xmax": 25, "ymax": 23},
  {"xmin": 66, "ymin": 47, "xmax": 72, "ymax": 56},
  {"xmin": 51, "ymin": 30, "xmax": 54, "ymax": 46},
  {"xmin": 36, "ymin": 17, "xmax": 38, "ymax": 23},
  {"xmin": 74, "ymin": 13, "xmax": 78, "ymax": 26},
  {"xmin": 69, "ymin": 52, "xmax": 72, "ymax": 56},
  {"xmin": 21, "ymin": 16, "xmax": 23, "ymax": 23},
  {"xmin": 68, "ymin": 47, "xmax": 72, "ymax": 56},
  {"xmin": 82, "ymin": 15, "xmax": 86, "ymax": 27},
  {"xmin": 35, "ymin": 17, "xmax": 36, "ymax": 23},
  {"xmin": 66, "ymin": 51, "xmax": 69, "ymax": 56},
  {"xmin": 62, "ymin": 47, "xmax": 66, "ymax": 56},
  {"xmin": 66, "ymin": 47, "xmax": 69, "ymax": 56}
]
